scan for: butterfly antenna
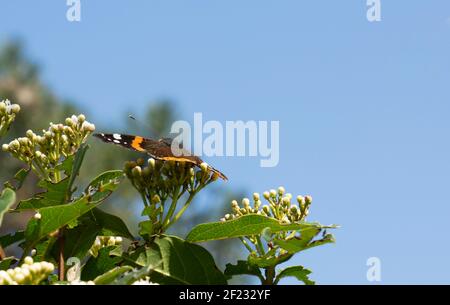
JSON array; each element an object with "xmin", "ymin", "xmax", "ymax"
[{"xmin": 128, "ymin": 114, "xmax": 160, "ymax": 138}]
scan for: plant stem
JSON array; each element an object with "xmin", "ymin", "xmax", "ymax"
[
  {"xmin": 0, "ymin": 245, "xmax": 5, "ymax": 260},
  {"xmin": 255, "ymin": 236, "xmax": 266, "ymax": 256},
  {"xmin": 162, "ymin": 186, "xmax": 181, "ymax": 228},
  {"xmin": 263, "ymin": 266, "xmax": 276, "ymax": 285},
  {"xmin": 58, "ymin": 228, "xmax": 65, "ymax": 281},
  {"xmin": 165, "ymin": 190, "xmax": 197, "ymax": 230},
  {"xmin": 239, "ymin": 237, "xmax": 254, "ymax": 253}
]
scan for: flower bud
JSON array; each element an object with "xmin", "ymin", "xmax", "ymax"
[
  {"xmin": 269, "ymin": 189, "xmax": 277, "ymax": 198},
  {"xmin": 34, "ymin": 212, "xmax": 42, "ymax": 220},
  {"xmin": 151, "ymin": 194, "xmax": 161, "ymax": 204},
  {"xmin": 200, "ymin": 162, "xmax": 208, "ymax": 172},
  {"xmin": 70, "ymin": 115, "xmax": 78, "ymax": 125},
  {"xmin": 278, "ymin": 186, "xmax": 285, "ymax": 195},
  {"xmin": 82, "ymin": 121, "xmax": 95, "ymax": 132},
  {"xmin": 24, "ymin": 256, "xmax": 34, "ymax": 265},
  {"xmin": 10, "ymin": 139, "xmax": 20, "ymax": 150},
  {"xmin": 263, "ymin": 191, "xmax": 270, "ymax": 200},
  {"xmin": 10, "ymin": 104, "xmax": 20, "ymax": 114},
  {"xmin": 26, "ymin": 129, "xmax": 35, "ymax": 138},
  {"xmin": 78, "ymin": 114, "xmax": 86, "ymax": 123},
  {"xmin": 296, "ymin": 195, "xmax": 305, "ymax": 205},
  {"xmin": 282, "ymin": 196, "xmax": 290, "ymax": 206},
  {"xmin": 148, "ymin": 158, "xmax": 156, "ymax": 168},
  {"xmin": 253, "ymin": 193, "xmax": 260, "ymax": 201},
  {"xmin": 132, "ymin": 166, "xmax": 142, "ymax": 178},
  {"xmin": 44, "ymin": 131, "xmax": 53, "ymax": 139},
  {"xmin": 305, "ymin": 195, "xmax": 312, "ymax": 205},
  {"xmin": 2, "ymin": 144, "xmax": 9, "ymax": 151},
  {"xmin": 242, "ymin": 198, "xmax": 250, "ymax": 207}
]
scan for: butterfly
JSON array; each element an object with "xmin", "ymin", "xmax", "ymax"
[{"xmin": 93, "ymin": 133, "xmax": 228, "ymax": 180}]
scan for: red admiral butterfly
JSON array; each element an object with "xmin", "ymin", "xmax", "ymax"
[{"xmin": 93, "ymin": 133, "xmax": 228, "ymax": 180}]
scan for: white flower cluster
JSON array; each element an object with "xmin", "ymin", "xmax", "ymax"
[
  {"xmin": 89, "ymin": 236, "xmax": 123, "ymax": 257},
  {"xmin": 0, "ymin": 257, "xmax": 54, "ymax": 285},
  {"xmin": 0, "ymin": 99, "xmax": 20, "ymax": 137},
  {"xmin": 2, "ymin": 114, "xmax": 95, "ymax": 181},
  {"xmin": 222, "ymin": 186, "xmax": 312, "ymax": 224},
  {"xmin": 132, "ymin": 276, "xmax": 159, "ymax": 285}
]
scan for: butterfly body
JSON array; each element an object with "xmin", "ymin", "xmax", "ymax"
[{"xmin": 93, "ymin": 133, "xmax": 228, "ymax": 180}]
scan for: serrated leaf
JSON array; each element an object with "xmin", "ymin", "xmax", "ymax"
[
  {"xmin": 248, "ymin": 251, "xmax": 292, "ymax": 268},
  {"xmin": 143, "ymin": 235, "xmax": 227, "ymax": 285},
  {"xmin": 3, "ymin": 167, "xmax": 31, "ymax": 191},
  {"xmin": 0, "ymin": 188, "xmax": 15, "ymax": 226},
  {"xmin": 224, "ymin": 260, "xmax": 264, "ymax": 282},
  {"xmin": 93, "ymin": 266, "xmax": 133, "ymax": 285},
  {"xmin": 23, "ymin": 171, "xmax": 124, "ymax": 250},
  {"xmin": 273, "ymin": 233, "xmax": 336, "ymax": 254},
  {"xmin": 16, "ymin": 178, "xmax": 70, "ymax": 210},
  {"xmin": 274, "ymin": 265, "xmax": 315, "ymax": 285},
  {"xmin": 111, "ymin": 264, "xmax": 155, "ymax": 285},
  {"xmin": 187, "ymin": 214, "xmax": 337, "ymax": 243}
]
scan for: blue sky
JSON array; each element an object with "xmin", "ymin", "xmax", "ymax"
[{"xmin": 1, "ymin": 1, "xmax": 450, "ymax": 284}]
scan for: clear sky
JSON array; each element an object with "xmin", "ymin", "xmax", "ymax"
[{"xmin": 1, "ymin": 1, "xmax": 450, "ymax": 284}]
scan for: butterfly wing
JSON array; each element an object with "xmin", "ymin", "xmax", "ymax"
[{"xmin": 93, "ymin": 133, "xmax": 228, "ymax": 180}]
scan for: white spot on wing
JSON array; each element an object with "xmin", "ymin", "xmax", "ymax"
[
  {"xmin": 113, "ymin": 139, "xmax": 121, "ymax": 144},
  {"xmin": 113, "ymin": 134, "xmax": 122, "ymax": 140}
]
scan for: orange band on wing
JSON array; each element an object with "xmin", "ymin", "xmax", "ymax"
[{"xmin": 131, "ymin": 136, "xmax": 146, "ymax": 152}]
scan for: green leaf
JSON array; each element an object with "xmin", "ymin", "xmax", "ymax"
[
  {"xmin": 67, "ymin": 144, "xmax": 89, "ymax": 194},
  {"xmin": 0, "ymin": 231, "xmax": 24, "ymax": 248},
  {"xmin": 248, "ymin": 251, "xmax": 292, "ymax": 268},
  {"xmin": 0, "ymin": 257, "xmax": 17, "ymax": 270},
  {"xmin": 111, "ymin": 264, "xmax": 155, "ymax": 285},
  {"xmin": 143, "ymin": 235, "xmax": 227, "ymax": 285},
  {"xmin": 63, "ymin": 221, "xmax": 100, "ymax": 260},
  {"xmin": 273, "ymin": 233, "xmax": 336, "ymax": 254},
  {"xmin": 34, "ymin": 237, "xmax": 57, "ymax": 263},
  {"xmin": 224, "ymin": 260, "xmax": 264, "ymax": 282},
  {"xmin": 23, "ymin": 171, "xmax": 124, "ymax": 249},
  {"xmin": 0, "ymin": 188, "xmax": 16, "ymax": 226},
  {"xmin": 16, "ymin": 178, "xmax": 70, "ymax": 210},
  {"xmin": 93, "ymin": 266, "xmax": 133, "ymax": 285},
  {"xmin": 16, "ymin": 146, "xmax": 96, "ymax": 211},
  {"xmin": 138, "ymin": 220, "xmax": 154, "ymax": 237},
  {"xmin": 85, "ymin": 170, "xmax": 124, "ymax": 202},
  {"xmin": 81, "ymin": 246, "xmax": 122, "ymax": 281},
  {"xmin": 3, "ymin": 167, "xmax": 31, "ymax": 191},
  {"xmin": 274, "ymin": 266, "xmax": 315, "ymax": 285},
  {"xmin": 90, "ymin": 208, "xmax": 133, "ymax": 240},
  {"xmin": 187, "ymin": 214, "xmax": 337, "ymax": 242}
]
